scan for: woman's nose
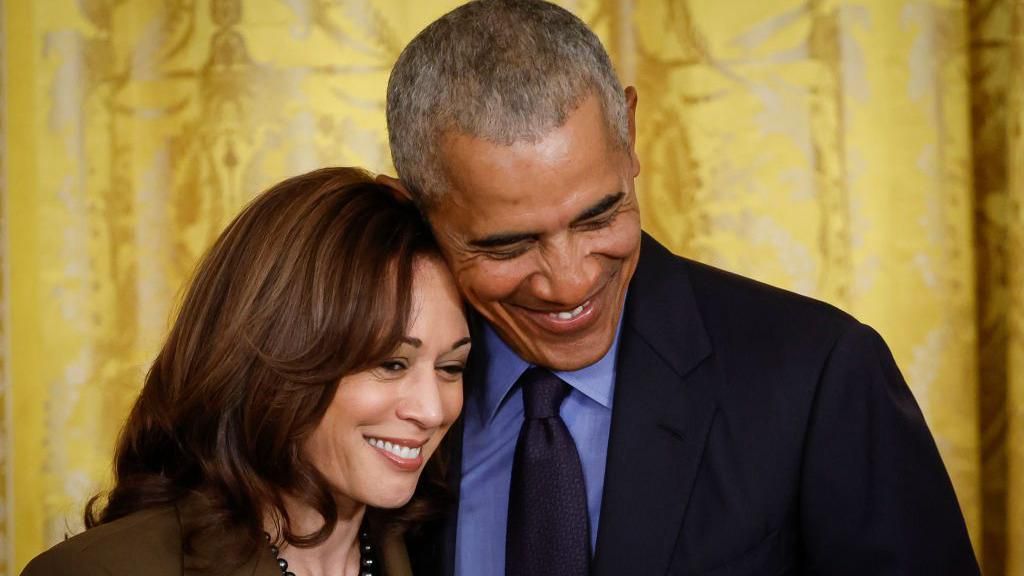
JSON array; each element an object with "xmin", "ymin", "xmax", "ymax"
[{"xmin": 396, "ymin": 369, "xmax": 445, "ymax": 429}]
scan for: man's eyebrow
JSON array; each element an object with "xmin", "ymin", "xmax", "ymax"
[
  {"xmin": 571, "ymin": 192, "xmax": 624, "ymax": 225},
  {"xmin": 467, "ymin": 193, "xmax": 626, "ymax": 249},
  {"xmin": 468, "ymin": 231, "xmax": 538, "ymax": 249}
]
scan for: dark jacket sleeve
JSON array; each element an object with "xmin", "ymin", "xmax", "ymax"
[{"xmin": 798, "ymin": 322, "xmax": 979, "ymax": 574}]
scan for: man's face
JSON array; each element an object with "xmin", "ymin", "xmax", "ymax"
[{"xmin": 428, "ymin": 91, "xmax": 641, "ymax": 371}]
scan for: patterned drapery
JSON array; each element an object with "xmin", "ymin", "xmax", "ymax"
[{"xmin": 3, "ymin": 0, "xmax": 1021, "ymax": 574}]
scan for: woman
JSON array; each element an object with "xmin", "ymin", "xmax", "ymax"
[{"xmin": 22, "ymin": 167, "xmax": 470, "ymax": 576}]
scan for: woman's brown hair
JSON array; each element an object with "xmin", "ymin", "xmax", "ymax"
[{"xmin": 85, "ymin": 167, "xmax": 449, "ymax": 566}]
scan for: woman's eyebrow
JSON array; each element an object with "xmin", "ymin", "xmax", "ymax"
[{"xmin": 449, "ymin": 337, "xmax": 472, "ymax": 351}]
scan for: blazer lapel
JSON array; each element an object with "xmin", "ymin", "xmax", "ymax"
[{"xmin": 592, "ymin": 234, "xmax": 717, "ymax": 576}]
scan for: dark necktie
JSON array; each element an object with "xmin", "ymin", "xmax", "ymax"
[{"xmin": 506, "ymin": 367, "xmax": 591, "ymax": 576}]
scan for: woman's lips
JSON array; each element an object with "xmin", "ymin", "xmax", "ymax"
[{"xmin": 365, "ymin": 436, "xmax": 425, "ymax": 472}]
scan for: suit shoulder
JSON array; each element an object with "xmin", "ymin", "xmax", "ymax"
[
  {"xmin": 21, "ymin": 507, "xmax": 181, "ymax": 576},
  {"xmin": 678, "ymin": 256, "xmax": 857, "ymax": 336}
]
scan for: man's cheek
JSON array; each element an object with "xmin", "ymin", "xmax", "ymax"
[
  {"xmin": 466, "ymin": 265, "xmax": 524, "ymax": 299},
  {"xmin": 604, "ymin": 222, "xmax": 642, "ymax": 257},
  {"xmin": 457, "ymin": 270, "xmax": 503, "ymax": 303}
]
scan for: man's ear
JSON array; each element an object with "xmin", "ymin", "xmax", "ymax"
[
  {"xmin": 375, "ymin": 174, "xmax": 414, "ymax": 202},
  {"xmin": 624, "ymin": 86, "xmax": 640, "ymax": 177}
]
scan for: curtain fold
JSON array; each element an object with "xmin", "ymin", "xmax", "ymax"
[
  {"xmin": 971, "ymin": 0, "xmax": 1024, "ymax": 573},
  {"xmin": 2, "ymin": 1, "xmax": 1021, "ymax": 574},
  {"xmin": 0, "ymin": 0, "xmax": 9, "ymax": 569},
  {"xmin": 1005, "ymin": 3, "xmax": 1024, "ymax": 572}
]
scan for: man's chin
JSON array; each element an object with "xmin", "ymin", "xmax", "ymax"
[
  {"xmin": 537, "ymin": 354, "xmax": 606, "ymax": 372},
  {"xmin": 497, "ymin": 309, "xmax": 618, "ymax": 368},
  {"xmin": 519, "ymin": 334, "xmax": 614, "ymax": 371}
]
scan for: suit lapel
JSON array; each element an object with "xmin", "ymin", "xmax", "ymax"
[
  {"xmin": 415, "ymin": 310, "xmax": 485, "ymax": 576},
  {"xmin": 439, "ymin": 309, "xmax": 497, "ymax": 576},
  {"xmin": 405, "ymin": 388, "xmax": 467, "ymax": 576},
  {"xmin": 440, "ymin": 414, "xmax": 464, "ymax": 576},
  {"xmin": 592, "ymin": 234, "xmax": 717, "ymax": 576}
]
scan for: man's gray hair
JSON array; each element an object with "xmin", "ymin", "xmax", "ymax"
[{"xmin": 386, "ymin": 0, "xmax": 628, "ymax": 207}]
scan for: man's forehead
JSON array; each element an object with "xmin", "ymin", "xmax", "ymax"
[
  {"xmin": 437, "ymin": 97, "xmax": 616, "ymax": 172},
  {"xmin": 441, "ymin": 128, "xmax": 578, "ymax": 167},
  {"xmin": 436, "ymin": 155, "xmax": 611, "ymax": 203},
  {"xmin": 425, "ymin": 94, "xmax": 629, "ymax": 232}
]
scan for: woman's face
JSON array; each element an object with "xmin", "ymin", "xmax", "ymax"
[{"xmin": 306, "ymin": 256, "xmax": 470, "ymax": 509}]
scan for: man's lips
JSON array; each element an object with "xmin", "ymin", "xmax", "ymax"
[
  {"xmin": 522, "ymin": 298, "xmax": 599, "ymax": 334},
  {"xmin": 545, "ymin": 300, "xmax": 589, "ymax": 321},
  {"xmin": 511, "ymin": 278, "xmax": 612, "ymax": 335}
]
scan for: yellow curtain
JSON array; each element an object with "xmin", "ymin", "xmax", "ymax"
[{"xmin": 2, "ymin": 0, "xmax": 1021, "ymax": 574}]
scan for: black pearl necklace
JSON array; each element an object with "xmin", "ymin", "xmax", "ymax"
[{"xmin": 265, "ymin": 528, "xmax": 378, "ymax": 576}]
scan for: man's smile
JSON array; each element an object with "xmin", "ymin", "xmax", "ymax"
[{"xmin": 504, "ymin": 271, "xmax": 615, "ymax": 337}]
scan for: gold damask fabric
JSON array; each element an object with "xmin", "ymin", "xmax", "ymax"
[
  {"xmin": 0, "ymin": 0, "xmax": 7, "ymax": 572},
  {"xmin": 2, "ymin": 0, "xmax": 1021, "ymax": 574}
]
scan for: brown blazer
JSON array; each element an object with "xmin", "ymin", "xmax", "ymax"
[
  {"xmin": 20, "ymin": 504, "xmax": 278, "ymax": 576},
  {"xmin": 21, "ymin": 504, "xmax": 412, "ymax": 576}
]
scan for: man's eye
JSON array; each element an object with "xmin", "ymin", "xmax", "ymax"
[
  {"xmin": 487, "ymin": 246, "xmax": 528, "ymax": 260},
  {"xmin": 577, "ymin": 214, "xmax": 616, "ymax": 231}
]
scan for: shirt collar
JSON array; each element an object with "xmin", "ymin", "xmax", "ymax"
[{"xmin": 477, "ymin": 314, "xmax": 623, "ymax": 425}]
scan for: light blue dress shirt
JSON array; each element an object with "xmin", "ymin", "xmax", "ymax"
[{"xmin": 454, "ymin": 320, "xmax": 621, "ymax": 576}]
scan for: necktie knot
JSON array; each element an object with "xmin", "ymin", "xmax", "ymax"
[{"xmin": 518, "ymin": 367, "xmax": 569, "ymax": 420}]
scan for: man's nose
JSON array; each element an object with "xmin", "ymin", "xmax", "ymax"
[
  {"xmin": 531, "ymin": 238, "xmax": 600, "ymax": 305},
  {"xmin": 396, "ymin": 369, "xmax": 445, "ymax": 429}
]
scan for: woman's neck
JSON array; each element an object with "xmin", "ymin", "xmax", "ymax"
[{"xmin": 267, "ymin": 495, "xmax": 367, "ymax": 576}]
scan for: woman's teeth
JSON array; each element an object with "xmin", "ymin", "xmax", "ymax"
[
  {"xmin": 549, "ymin": 302, "xmax": 587, "ymax": 320},
  {"xmin": 366, "ymin": 437, "xmax": 421, "ymax": 459}
]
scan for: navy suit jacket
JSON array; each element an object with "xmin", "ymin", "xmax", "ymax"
[{"xmin": 409, "ymin": 233, "xmax": 979, "ymax": 575}]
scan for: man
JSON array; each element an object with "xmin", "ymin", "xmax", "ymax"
[{"xmin": 382, "ymin": 1, "xmax": 980, "ymax": 574}]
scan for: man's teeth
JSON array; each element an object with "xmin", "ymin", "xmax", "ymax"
[
  {"xmin": 550, "ymin": 302, "xmax": 586, "ymax": 320},
  {"xmin": 366, "ymin": 437, "xmax": 421, "ymax": 459}
]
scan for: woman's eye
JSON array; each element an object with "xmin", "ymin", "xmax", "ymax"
[
  {"xmin": 437, "ymin": 364, "xmax": 466, "ymax": 376},
  {"xmin": 379, "ymin": 359, "xmax": 408, "ymax": 372}
]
